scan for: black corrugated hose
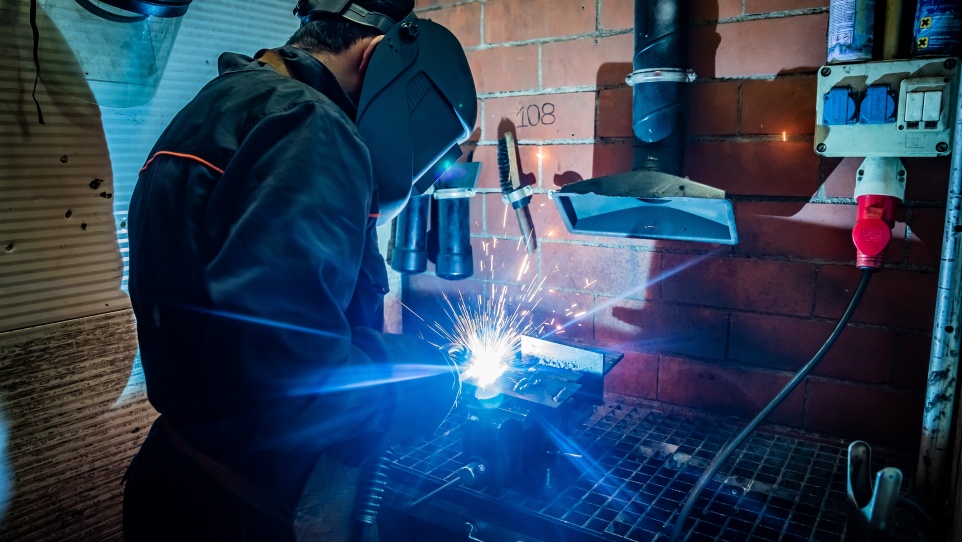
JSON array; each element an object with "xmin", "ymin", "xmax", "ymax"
[
  {"xmin": 352, "ymin": 451, "xmax": 392, "ymax": 542},
  {"xmin": 670, "ymin": 268, "xmax": 874, "ymax": 541}
]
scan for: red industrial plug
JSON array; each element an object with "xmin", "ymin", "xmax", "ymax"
[
  {"xmin": 850, "ymin": 157, "xmax": 905, "ymax": 271},
  {"xmin": 852, "ymin": 194, "xmax": 899, "ymax": 270}
]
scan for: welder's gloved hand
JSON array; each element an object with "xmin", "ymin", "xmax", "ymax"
[{"xmin": 353, "ymin": 328, "xmax": 462, "ymax": 447}]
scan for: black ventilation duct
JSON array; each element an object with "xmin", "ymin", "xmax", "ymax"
[{"xmin": 552, "ymin": 0, "xmax": 737, "ymax": 245}]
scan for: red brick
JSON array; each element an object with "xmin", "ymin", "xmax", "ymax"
[
  {"xmin": 598, "ymin": 87, "xmax": 632, "ymax": 138},
  {"xmin": 658, "ymin": 357, "xmax": 804, "ymax": 426},
  {"xmin": 420, "ymin": 3, "xmax": 481, "ymax": 48},
  {"xmin": 691, "ymin": 0, "xmax": 742, "ymax": 20},
  {"xmin": 485, "ymin": 193, "xmax": 556, "ymax": 243},
  {"xmin": 527, "ymin": 196, "xmax": 565, "ymax": 238},
  {"xmin": 729, "ymin": 313, "xmax": 896, "ymax": 383},
  {"xmin": 741, "ymin": 77, "xmax": 817, "ymax": 136},
  {"xmin": 902, "ymin": 156, "xmax": 951, "ymax": 201},
  {"xmin": 469, "ymin": 191, "xmax": 484, "ymax": 233},
  {"xmin": 906, "ymin": 207, "xmax": 946, "ymax": 268},
  {"xmin": 690, "ymin": 14, "xmax": 828, "ymax": 78},
  {"xmin": 605, "ymin": 351, "xmax": 658, "ymax": 400},
  {"xmin": 600, "ymin": 0, "xmax": 633, "ymax": 30},
  {"xmin": 471, "ymin": 235, "xmax": 537, "ymax": 283},
  {"xmin": 542, "ymin": 243, "xmax": 660, "ymax": 300},
  {"xmin": 525, "ymin": 193, "xmax": 609, "ymax": 244},
  {"xmin": 484, "ymin": 193, "xmax": 547, "ymax": 241},
  {"xmin": 472, "ymin": 143, "xmax": 540, "ymax": 190},
  {"xmin": 814, "ymin": 265, "xmax": 939, "ymax": 331},
  {"xmin": 893, "ymin": 332, "xmax": 932, "ymax": 392},
  {"xmin": 745, "ymin": 0, "xmax": 829, "ymax": 14},
  {"xmin": 467, "ymin": 45, "xmax": 539, "ymax": 94},
  {"xmin": 683, "ymin": 141, "xmax": 822, "ymax": 197},
  {"xmin": 530, "ymin": 289, "xmax": 595, "ymax": 341},
  {"xmin": 540, "ymin": 143, "xmax": 634, "ymax": 188},
  {"xmin": 591, "ymin": 143, "xmax": 634, "ymax": 177},
  {"xmin": 532, "ymin": 195, "xmax": 576, "ymax": 243},
  {"xmin": 484, "ymin": 0, "xmax": 596, "ymax": 44},
  {"xmin": 734, "ymin": 201, "xmax": 857, "ymax": 261},
  {"xmin": 543, "ymin": 34, "xmax": 634, "ymax": 89},
  {"xmin": 485, "ymin": 92, "xmax": 596, "ymax": 142},
  {"xmin": 541, "ymin": 146, "xmax": 588, "ymax": 189},
  {"xmin": 595, "ymin": 297, "xmax": 729, "ymax": 359},
  {"xmin": 804, "ymin": 380, "xmax": 923, "ymax": 452},
  {"xmin": 822, "ymin": 157, "xmax": 859, "ymax": 198},
  {"xmin": 661, "ymin": 254, "xmax": 816, "ymax": 316},
  {"xmin": 688, "ymin": 81, "xmax": 739, "ymax": 136}
]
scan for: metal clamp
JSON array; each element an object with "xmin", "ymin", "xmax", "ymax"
[
  {"xmin": 501, "ymin": 185, "xmax": 533, "ymax": 205},
  {"xmin": 626, "ymin": 68, "xmax": 696, "ymax": 86},
  {"xmin": 434, "ymin": 188, "xmax": 477, "ymax": 200}
]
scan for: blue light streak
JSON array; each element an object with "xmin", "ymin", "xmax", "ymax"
[{"xmin": 542, "ymin": 248, "xmax": 725, "ymax": 339}]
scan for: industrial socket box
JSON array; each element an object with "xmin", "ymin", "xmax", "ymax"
[{"xmin": 814, "ymin": 57, "xmax": 960, "ymax": 158}]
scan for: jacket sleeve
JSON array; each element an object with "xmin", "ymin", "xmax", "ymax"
[{"xmin": 200, "ymin": 101, "xmax": 458, "ymax": 456}]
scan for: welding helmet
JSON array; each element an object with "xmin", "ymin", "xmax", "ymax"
[{"xmin": 294, "ymin": 0, "xmax": 478, "ymax": 224}]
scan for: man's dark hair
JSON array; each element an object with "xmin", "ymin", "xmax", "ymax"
[{"xmin": 288, "ymin": 0, "xmax": 415, "ymax": 54}]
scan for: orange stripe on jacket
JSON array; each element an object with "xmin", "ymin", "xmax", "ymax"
[{"xmin": 141, "ymin": 151, "xmax": 225, "ymax": 175}]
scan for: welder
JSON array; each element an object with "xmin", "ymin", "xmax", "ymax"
[{"xmin": 122, "ymin": 1, "xmax": 476, "ymax": 540}]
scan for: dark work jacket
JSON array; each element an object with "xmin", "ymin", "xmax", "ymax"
[{"xmin": 127, "ymin": 46, "xmax": 457, "ymax": 511}]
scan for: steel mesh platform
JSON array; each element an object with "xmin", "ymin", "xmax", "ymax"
[{"xmin": 388, "ymin": 403, "xmax": 914, "ymax": 542}]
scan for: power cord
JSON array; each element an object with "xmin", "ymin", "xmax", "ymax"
[{"xmin": 670, "ymin": 269, "xmax": 874, "ymax": 541}]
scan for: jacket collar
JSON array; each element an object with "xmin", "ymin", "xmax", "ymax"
[{"xmin": 218, "ymin": 46, "xmax": 358, "ymax": 121}]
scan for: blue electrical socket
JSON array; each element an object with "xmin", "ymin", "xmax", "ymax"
[
  {"xmin": 823, "ymin": 86, "xmax": 858, "ymax": 125},
  {"xmin": 859, "ymin": 84, "xmax": 897, "ymax": 124}
]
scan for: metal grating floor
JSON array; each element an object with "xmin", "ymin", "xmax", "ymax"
[{"xmin": 389, "ymin": 403, "xmax": 914, "ymax": 542}]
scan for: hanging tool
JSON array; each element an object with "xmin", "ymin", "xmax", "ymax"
[{"xmin": 497, "ymin": 132, "xmax": 536, "ymax": 254}]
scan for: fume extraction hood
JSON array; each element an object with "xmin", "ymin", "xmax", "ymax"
[{"xmin": 551, "ymin": 0, "xmax": 738, "ymax": 246}]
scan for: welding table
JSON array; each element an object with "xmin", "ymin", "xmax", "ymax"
[{"xmin": 379, "ymin": 403, "xmax": 916, "ymax": 542}]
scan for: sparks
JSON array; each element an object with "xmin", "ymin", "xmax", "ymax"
[{"xmin": 430, "ymin": 282, "xmax": 541, "ymax": 389}]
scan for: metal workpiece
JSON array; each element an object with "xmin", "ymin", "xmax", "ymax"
[{"xmin": 460, "ymin": 335, "xmax": 623, "ymax": 412}]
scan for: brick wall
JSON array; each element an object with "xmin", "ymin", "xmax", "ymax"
[{"xmin": 405, "ymin": 0, "xmax": 944, "ymax": 453}]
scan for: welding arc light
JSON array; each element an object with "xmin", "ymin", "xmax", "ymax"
[{"xmin": 461, "ymin": 347, "xmax": 508, "ymax": 389}]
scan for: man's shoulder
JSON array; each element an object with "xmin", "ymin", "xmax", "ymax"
[{"xmin": 210, "ymin": 66, "xmax": 345, "ymax": 120}]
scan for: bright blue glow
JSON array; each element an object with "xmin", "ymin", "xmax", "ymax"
[
  {"xmin": 541, "ymin": 248, "xmax": 725, "ymax": 339},
  {"xmin": 288, "ymin": 363, "xmax": 455, "ymax": 396},
  {"xmin": 538, "ymin": 417, "xmax": 653, "ymax": 522},
  {"xmin": 175, "ymin": 304, "xmax": 344, "ymax": 339}
]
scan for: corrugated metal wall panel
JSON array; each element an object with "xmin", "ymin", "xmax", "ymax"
[
  {"xmin": 0, "ymin": 310, "xmax": 146, "ymax": 542},
  {"xmin": 1, "ymin": 0, "xmax": 300, "ymax": 539},
  {"xmin": 0, "ymin": 0, "xmax": 125, "ymax": 333}
]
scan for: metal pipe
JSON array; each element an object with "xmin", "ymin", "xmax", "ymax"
[
  {"xmin": 881, "ymin": 0, "xmax": 903, "ymax": 60},
  {"xmin": 632, "ymin": 0, "xmax": 688, "ymax": 175},
  {"xmin": 916, "ymin": 73, "xmax": 962, "ymax": 512}
]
